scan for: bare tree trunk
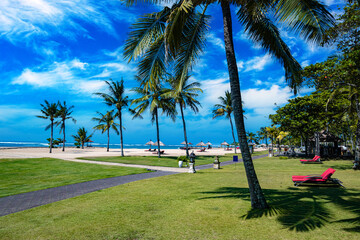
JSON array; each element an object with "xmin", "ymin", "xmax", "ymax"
[
  {"xmin": 50, "ymin": 120, "xmax": 53, "ymax": 153},
  {"xmin": 155, "ymin": 108, "xmax": 161, "ymax": 158},
  {"xmin": 107, "ymin": 128, "xmax": 110, "ymax": 152},
  {"xmin": 180, "ymin": 103, "xmax": 189, "ymax": 157},
  {"xmin": 354, "ymin": 96, "xmax": 360, "ymax": 169},
  {"xmin": 221, "ymin": 0, "xmax": 268, "ymax": 209},
  {"xmin": 62, "ymin": 121, "xmax": 65, "ymax": 152},
  {"xmin": 229, "ymin": 115, "xmax": 237, "ymax": 153},
  {"xmin": 118, "ymin": 108, "xmax": 124, "ymax": 157}
]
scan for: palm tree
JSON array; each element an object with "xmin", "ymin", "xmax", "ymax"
[
  {"xmin": 213, "ymin": 91, "xmax": 237, "ymax": 154},
  {"xmin": 266, "ymin": 126, "xmax": 280, "ymax": 155},
  {"xmin": 72, "ymin": 127, "xmax": 93, "ymax": 149},
  {"xmin": 37, "ymin": 100, "xmax": 59, "ymax": 153},
  {"xmin": 131, "ymin": 81, "xmax": 176, "ymax": 158},
  {"xmin": 124, "ymin": 0, "xmax": 334, "ymax": 209},
  {"xmin": 247, "ymin": 132, "xmax": 258, "ymax": 154},
  {"xmin": 94, "ymin": 79, "xmax": 130, "ymax": 157},
  {"xmin": 258, "ymin": 127, "xmax": 268, "ymax": 146},
  {"xmin": 92, "ymin": 110, "xmax": 119, "ymax": 152},
  {"xmin": 55, "ymin": 101, "xmax": 76, "ymax": 152},
  {"xmin": 163, "ymin": 75, "xmax": 202, "ymax": 157}
]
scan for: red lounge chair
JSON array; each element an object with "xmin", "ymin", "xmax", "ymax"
[
  {"xmin": 197, "ymin": 148, "xmax": 205, "ymax": 152},
  {"xmin": 292, "ymin": 168, "xmax": 344, "ymax": 187},
  {"xmin": 300, "ymin": 155, "xmax": 322, "ymax": 164}
]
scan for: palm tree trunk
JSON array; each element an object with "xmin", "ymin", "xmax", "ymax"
[
  {"xmin": 229, "ymin": 115, "xmax": 237, "ymax": 154},
  {"xmin": 180, "ymin": 103, "xmax": 189, "ymax": 157},
  {"xmin": 354, "ymin": 95, "xmax": 360, "ymax": 167},
  {"xmin": 107, "ymin": 128, "xmax": 110, "ymax": 152},
  {"xmin": 81, "ymin": 141, "xmax": 84, "ymax": 149},
  {"xmin": 155, "ymin": 108, "xmax": 161, "ymax": 158},
  {"xmin": 119, "ymin": 109, "xmax": 124, "ymax": 157},
  {"xmin": 221, "ymin": 0, "xmax": 268, "ymax": 209},
  {"xmin": 50, "ymin": 120, "xmax": 53, "ymax": 153},
  {"xmin": 62, "ymin": 122, "xmax": 65, "ymax": 152}
]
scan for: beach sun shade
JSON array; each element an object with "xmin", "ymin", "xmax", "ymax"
[
  {"xmin": 154, "ymin": 141, "xmax": 165, "ymax": 146},
  {"xmin": 145, "ymin": 140, "xmax": 155, "ymax": 145},
  {"xmin": 180, "ymin": 141, "xmax": 188, "ymax": 145},
  {"xmin": 221, "ymin": 141, "xmax": 229, "ymax": 146},
  {"xmin": 206, "ymin": 141, "xmax": 212, "ymax": 145},
  {"xmin": 196, "ymin": 141, "xmax": 206, "ymax": 146}
]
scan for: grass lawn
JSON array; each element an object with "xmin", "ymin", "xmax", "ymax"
[
  {"xmin": 0, "ymin": 158, "xmax": 150, "ymax": 198},
  {"xmin": 1, "ymin": 156, "xmax": 358, "ymax": 239},
  {"xmin": 78, "ymin": 150, "xmax": 269, "ymax": 167}
]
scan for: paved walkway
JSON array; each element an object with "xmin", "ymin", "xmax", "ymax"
[{"xmin": 0, "ymin": 154, "xmax": 266, "ymax": 217}]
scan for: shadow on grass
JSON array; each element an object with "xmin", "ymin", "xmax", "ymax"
[{"xmin": 199, "ymin": 187, "xmax": 360, "ymax": 232}]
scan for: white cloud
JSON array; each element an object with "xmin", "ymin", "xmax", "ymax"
[
  {"xmin": 207, "ymin": 33, "xmax": 225, "ymax": 50},
  {"xmin": 243, "ymin": 54, "xmax": 273, "ymax": 72},
  {"xmin": 301, "ymin": 60, "xmax": 310, "ymax": 67},
  {"xmin": 11, "ymin": 58, "xmax": 130, "ymax": 94},
  {"xmin": 0, "ymin": 0, "xmax": 135, "ymax": 44}
]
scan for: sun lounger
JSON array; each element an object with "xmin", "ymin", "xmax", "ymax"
[
  {"xmin": 197, "ymin": 148, "xmax": 205, "ymax": 152},
  {"xmin": 292, "ymin": 168, "xmax": 344, "ymax": 187},
  {"xmin": 300, "ymin": 155, "xmax": 322, "ymax": 164}
]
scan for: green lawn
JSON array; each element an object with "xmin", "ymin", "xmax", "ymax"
[
  {"xmin": 0, "ymin": 158, "xmax": 150, "ymax": 198},
  {"xmin": 78, "ymin": 150, "xmax": 269, "ymax": 167},
  {"xmin": 1, "ymin": 156, "xmax": 358, "ymax": 239}
]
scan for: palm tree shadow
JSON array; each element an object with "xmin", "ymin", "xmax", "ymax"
[{"xmin": 198, "ymin": 187, "xmax": 360, "ymax": 232}]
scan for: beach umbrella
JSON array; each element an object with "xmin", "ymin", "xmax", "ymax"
[
  {"xmin": 196, "ymin": 141, "xmax": 206, "ymax": 146},
  {"xmin": 220, "ymin": 141, "xmax": 229, "ymax": 146},
  {"xmin": 145, "ymin": 140, "xmax": 155, "ymax": 145},
  {"xmin": 154, "ymin": 141, "xmax": 165, "ymax": 146},
  {"xmin": 180, "ymin": 141, "xmax": 187, "ymax": 145},
  {"xmin": 206, "ymin": 141, "xmax": 212, "ymax": 145}
]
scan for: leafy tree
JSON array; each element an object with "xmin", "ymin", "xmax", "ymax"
[
  {"xmin": 269, "ymin": 93, "xmax": 328, "ymax": 156},
  {"xmin": 163, "ymin": 75, "xmax": 202, "ymax": 157},
  {"xmin": 46, "ymin": 138, "xmax": 63, "ymax": 148},
  {"xmin": 213, "ymin": 90, "xmax": 238, "ymax": 154},
  {"xmin": 265, "ymin": 126, "xmax": 279, "ymax": 155},
  {"xmin": 304, "ymin": 1, "xmax": 360, "ymax": 166},
  {"xmin": 92, "ymin": 110, "xmax": 119, "ymax": 152},
  {"xmin": 125, "ymin": 0, "xmax": 334, "ymax": 209},
  {"xmin": 72, "ymin": 127, "xmax": 93, "ymax": 149},
  {"xmin": 94, "ymin": 79, "xmax": 130, "ymax": 156},
  {"xmin": 247, "ymin": 132, "xmax": 258, "ymax": 153},
  {"xmin": 37, "ymin": 100, "xmax": 59, "ymax": 153},
  {"xmin": 55, "ymin": 101, "xmax": 76, "ymax": 152},
  {"xmin": 131, "ymin": 82, "xmax": 176, "ymax": 158},
  {"xmin": 257, "ymin": 127, "xmax": 268, "ymax": 146}
]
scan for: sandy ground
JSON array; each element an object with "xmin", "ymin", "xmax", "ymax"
[{"xmin": 0, "ymin": 147, "xmax": 251, "ymax": 159}]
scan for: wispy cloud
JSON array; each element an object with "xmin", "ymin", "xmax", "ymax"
[
  {"xmin": 243, "ymin": 54, "xmax": 273, "ymax": 72},
  {"xmin": 207, "ymin": 33, "xmax": 225, "ymax": 50}
]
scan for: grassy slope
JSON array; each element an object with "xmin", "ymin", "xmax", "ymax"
[
  {"xmin": 0, "ymin": 156, "xmax": 358, "ymax": 239},
  {"xmin": 78, "ymin": 150, "xmax": 269, "ymax": 167},
  {"xmin": 0, "ymin": 158, "xmax": 149, "ymax": 198}
]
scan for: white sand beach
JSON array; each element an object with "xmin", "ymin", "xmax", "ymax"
[{"xmin": 0, "ymin": 147, "xmax": 267, "ymax": 160}]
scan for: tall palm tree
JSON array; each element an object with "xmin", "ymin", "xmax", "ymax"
[
  {"xmin": 94, "ymin": 79, "xmax": 130, "ymax": 156},
  {"xmin": 125, "ymin": 0, "xmax": 334, "ymax": 209},
  {"xmin": 247, "ymin": 131, "xmax": 258, "ymax": 154},
  {"xmin": 92, "ymin": 110, "xmax": 119, "ymax": 152},
  {"xmin": 72, "ymin": 127, "xmax": 93, "ymax": 149},
  {"xmin": 163, "ymin": 75, "xmax": 202, "ymax": 157},
  {"xmin": 37, "ymin": 100, "xmax": 59, "ymax": 153},
  {"xmin": 213, "ymin": 91, "xmax": 237, "ymax": 153},
  {"xmin": 55, "ymin": 101, "xmax": 76, "ymax": 152},
  {"xmin": 266, "ymin": 126, "xmax": 280, "ymax": 154},
  {"xmin": 131, "ymin": 81, "xmax": 176, "ymax": 158},
  {"xmin": 258, "ymin": 127, "xmax": 268, "ymax": 146}
]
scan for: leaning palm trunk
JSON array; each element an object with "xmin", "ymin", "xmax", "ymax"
[
  {"xmin": 221, "ymin": 1, "xmax": 268, "ymax": 209},
  {"xmin": 50, "ymin": 120, "xmax": 53, "ymax": 153},
  {"xmin": 107, "ymin": 128, "xmax": 110, "ymax": 152},
  {"xmin": 118, "ymin": 109, "xmax": 124, "ymax": 156},
  {"xmin": 155, "ymin": 108, "xmax": 161, "ymax": 158},
  {"xmin": 62, "ymin": 122, "xmax": 65, "ymax": 152},
  {"xmin": 229, "ymin": 115, "xmax": 237, "ymax": 153},
  {"xmin": 180, "ymin": 103, "xmax": 189, "ymax": 157}
]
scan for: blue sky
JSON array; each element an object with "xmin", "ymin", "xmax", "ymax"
[{"xmin": 0, "ymin": 0, "xmax": 344, "ymax": 146}]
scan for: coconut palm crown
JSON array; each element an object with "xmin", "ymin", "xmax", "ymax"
[
  {"xmin": 37, "ymin": 100, "xmax": 59, "ymax": 153},
  {"xmin": 55, "ymin": 101, "xmax": 76, "ymax": 152}
]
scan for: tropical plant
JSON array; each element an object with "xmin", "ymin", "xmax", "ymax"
[
  {"xmin": 213, "ymin": 90, "xmax": 238, "ymax": 153},
  {"xmin": 163, "ymin": 75, "xmax": 202, "ymax": 157},
  {"xmin": 72, "ymin": 127, "xmax": 93, "ymax": 149},
  {"xmin": 94, "ymin": 79, "xmax": 130, "ymax": 156},
  {"xmin": 37, "ymin": 100, "xmax": 59, "ymax": 153},
  {"xmin": 125, "ymin": 0, "xmax": 335, "ymax": 209},
  {"xmin": 46, "ymin": 138, "xmax": 63, "ymax": 148},
  {"xmin": 258, "ymin": 127, "xmax": 268, "ymax": 146},
  {"xmin": 265, "ymin": 126, "xmax": 279, "ymax": 154},
  {"xmin": 55, "ymin": 101, "xmax": 76, "ymax": 152},
  {"xmin": 92, "ymin": 110, "xmax": 119, "ymax": 152},
  {"xmin": 131, "ymin": 81, "xmax": 176, "ymax": 158}
]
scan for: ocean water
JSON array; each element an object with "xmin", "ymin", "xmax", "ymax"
[{"xmin": 0, "ymin": 141, "xmax": 186, "ymax": 149}]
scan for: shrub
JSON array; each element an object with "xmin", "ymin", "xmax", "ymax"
[{"xmin": 177, "ymin": 156, "xmax": 189, "ymax": 162}]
